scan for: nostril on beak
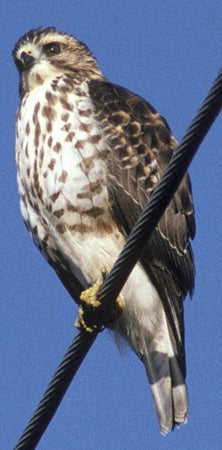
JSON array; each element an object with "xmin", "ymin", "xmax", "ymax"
[{"xmin": 20, "ymin": 51, "xmax": 35, "ymax": 69}]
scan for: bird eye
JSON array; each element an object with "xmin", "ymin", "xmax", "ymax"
[{"xmin": 43, "ymin": 43, "xmax": 61, "ymax": 56}]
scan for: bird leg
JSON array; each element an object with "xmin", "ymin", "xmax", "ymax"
[{"xmin": 75, "ymin": 269, "xmax": 123, "ymax": 332}]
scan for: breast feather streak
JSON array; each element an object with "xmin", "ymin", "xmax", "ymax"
[{"xmin": 16, "ymin": 78, "xmax": 110, "ymax": 241}]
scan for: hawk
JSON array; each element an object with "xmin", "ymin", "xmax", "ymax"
[{"xmin": 13, "ymin": 27, "xmax": 195, "ymax": 434}]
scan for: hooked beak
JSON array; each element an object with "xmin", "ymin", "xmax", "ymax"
[{"xmin": 16, "ymin": 51, "xmax": 36, "ymax": 71}]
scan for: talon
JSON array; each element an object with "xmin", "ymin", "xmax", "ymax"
[
  {"xmin": 80, "ymin": 280, "xmax": 103, "ymax": 308},
  {"xmin": 75, "ymin": 270, "xmax": 123, "ymax": 332},
  {"xmin": 75, "ymin": 308, "xmax": 99, "ymax": 333}
]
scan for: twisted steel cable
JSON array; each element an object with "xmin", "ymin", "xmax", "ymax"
[
  {"xmin": 14, "ymin": 68, "xmax": 222, "ymax": 449},
  {"xmin": 14, "ymin": 331, "xmax": 98, "ymax": 450}
]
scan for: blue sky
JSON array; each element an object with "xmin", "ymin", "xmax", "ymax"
[{"xmin": 1, "ymin": 1, "xmax": 222, "ymax": 449}]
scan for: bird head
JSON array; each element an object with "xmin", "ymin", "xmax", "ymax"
[{"xmin": 13, "ymin": 27, "xmax": 103, "ymax": 97}]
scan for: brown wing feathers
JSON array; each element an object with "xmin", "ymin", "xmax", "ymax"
[{"xmin": 90, "ymin": 80, "xmax": 195, "ymax": 376}]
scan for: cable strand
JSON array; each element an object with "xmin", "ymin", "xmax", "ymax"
[{"xmin": 14, "ymin": 330, "xmax": 97, "ymax": 450}]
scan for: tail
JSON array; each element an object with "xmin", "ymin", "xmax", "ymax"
[
  {"xmin": 113, "ymin": 264, "xmax": 188, "ymax": 434},
  {"xmin": 114, "ymin": 296, "xmax": 188, "ymax": 434},
  {"xmin": 140, "ymin": 308, "xmax": 188, "ymax": 434},
  {"xmin": 142, "ymin": 344, "xmax": 188, "ymax": 434}
]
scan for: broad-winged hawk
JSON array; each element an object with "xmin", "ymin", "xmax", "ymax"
[{"xmin": 13, "ymin": 27, "xmax": 195, "ymax": 434}]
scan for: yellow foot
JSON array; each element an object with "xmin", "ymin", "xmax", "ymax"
[{"xmin": 75, "ymin": 270, "xmax": 123, "ymax": 332}]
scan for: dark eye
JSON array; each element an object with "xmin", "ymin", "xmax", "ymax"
[{"xmin": 43, "ymin": 42, "xmax": 61, "ymax": 56}]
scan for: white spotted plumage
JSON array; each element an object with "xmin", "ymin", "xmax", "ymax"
[{"xmin": 16, "ymin": 77, "xmax": 110, "ymax": 261}]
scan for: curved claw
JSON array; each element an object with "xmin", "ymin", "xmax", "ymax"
[{"xmin": 75, "ymin": 273, "xmax": 123, "ymax": 332}]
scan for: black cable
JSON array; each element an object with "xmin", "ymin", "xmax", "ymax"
[
  {"xmin": 14, "ymin": 68, "xmax": 222, "ymax": 449},
  {"xmin": 14, "ymin": 330, "xmax": 98, "ymax": 450}
]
